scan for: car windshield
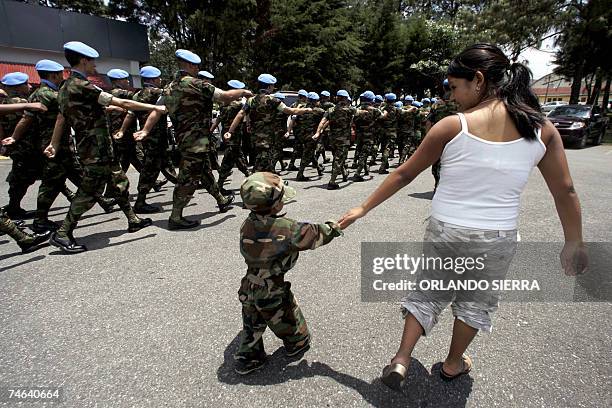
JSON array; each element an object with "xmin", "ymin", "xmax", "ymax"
[{"xmin": 549, "ymin": 106, "xmax": 590, "ymax": 118}]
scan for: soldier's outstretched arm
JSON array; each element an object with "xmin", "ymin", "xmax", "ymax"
[
  {"xmin": 216, "ymin": 89, "xmax": 253, "ymax": 104},
  {"xmin": 44, "ymin": 113, "xmax": 65, "ymax": 159},
  {"xmin": 0, "ymin": 102, "xmax": 47, "ymax": 114},
  {"xmin": 2, "ymin": 115, "xmax": 34, "ymax": 146},
  {"xmin": 133, "ymin": 110, "xmax": 163, "ymax": 141},
  {"xmin": 283, "ymin": 106, "xmax": 311, "ymax": 116},
  {"xmin": 114, "ymin": 112, "xmax": 136, "ymax": 140},
  {"xmin": 110, "ymin": 97, "xmax": 166, "ymax": 114},
  {"xmin": 313, "ymin": 117, "xmax": 329, "ymax": 140},
  {"xmin": 224, "ymin": 109, "xmax": 246, "ymax": 141},
  {"xmin": 289, "ymin": 220, "xmax": 343, "ymax": 251}
]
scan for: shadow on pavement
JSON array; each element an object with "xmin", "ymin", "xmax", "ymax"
[
  {"xmin": 0, "ymin": 254, "xmax": 45, "ymax": 272},
  {"xmin": 48, "ymin": 230, "xmax": 157, "ymax": 254},
  {"xmin": 408, "ymin": 191, "xmax": 434, "ymax": 201},
  {"xmin": 217, "ymin": 333, "xmax": 473, "ymax": 408},
  {"xmin": 151, "ymin": 211, "xmax": 236, "ymax": 232}
]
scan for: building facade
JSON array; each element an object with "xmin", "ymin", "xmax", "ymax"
[
  {"xmin": 532, "ymin": 73, "xmax": 606, "ymax": 104},
  {"xmin": 0, "ymin": 0, "xmax": 149, "ymax": 88}
]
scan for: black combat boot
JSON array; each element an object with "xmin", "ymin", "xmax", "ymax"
[
  {"xmin": 32, "ymin": 218, "xmax": 60, "ymax": 233},
  {"xmin": 98, "ymin": 197, "xmax": 117, "ymax": 214},
  {"xmin": 217, "ymin": 194, "xmax": 235, "ymax": 213},
  {"xmin": 127, "ymin": 217, "xmax": 153, "ymax": 233},
  {"xmin": 50, "ymin": 231, "xmax": 87, "ymax": 253}
]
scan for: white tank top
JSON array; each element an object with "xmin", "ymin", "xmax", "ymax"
[{"xmin": 431, "ymin": 112, "xmax": 547, "ymax": 230}]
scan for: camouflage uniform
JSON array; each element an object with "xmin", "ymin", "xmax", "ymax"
[
  {"xmin": 353, "ymin": 102, "xmax": 382, "ymax": 179},
  {"xmin": 243, "ymin": 92, "xmax": 288, "ymax": 172},
  {"xmin": 377, "ymin": 101, "xmax": 398, "ymax": 173},
  {"xmin": 218, "ymin": 99, "xmax": 249, "ymax": 184},
  {"xmin": 325, "ymin": 101, "xmax": 355, "ymax": 185},
  {"xmin": 297, "ymin": 102, "xmax": 325, "ymax": 179},
  {"xmin": 316, "ymin": 100, "xmax": 335, "ymax": 163},
  {"xmin": 427, "ymin": 100, "xmax": 458, "ymax": 189},
  {"xmin": 236, "ymin": 172, "xmax": 342, "ymax": 364},
  {"xmin": 132, "ymin": 84, "xmax": 169, "ymax": 202},
  {"xmin": 397, "ymin": 106, "xmax": 418, "ymax": 163},
  {"xmin": 271, "ymin": 107, "xmax": 288, "ymax": 172},
  {"xmin": 1, "ymin": 90, "xmax": 43, "ymax": 213},
  {"xmin": 55, "ymin": 71, "xmax": 141, "ymax": 238},
  {"xmin": 107, "ymin": 88, "xmax": 142, "ymax": 171},
  {"xmin": 27, "ymin": 81, "xmax": 109, "ymax": 229},
  {"xmin": 287, "ymin": 100, "xmax": 307, "ymax": 170},
  {"xmin": 161, "ymin": 71, "xmax": 228, "ymax": 216}
]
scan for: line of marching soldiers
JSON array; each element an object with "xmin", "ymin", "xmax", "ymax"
[{"xmin": 0, "ymin": 42, "xmax": 453, "ymax": 254}]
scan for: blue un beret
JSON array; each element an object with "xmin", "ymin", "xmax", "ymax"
[
  {"xmin": 443, "ymin": 79, "xmax": 449, "ymax": 87},
  {"xmin": 336, "ymin": 89, "xmax": 350, "ymax": 98},
  {"xmin": 257, "ymin": 73, "xmax": 277, "ymax": 85},
  {"xmin": 63, "ymin": 41, "xmax": 99, "ymax": 58},
  {"xmin": 361, "ymin": 91, "xmax": 375, "ymax": 101},
  {"xmin": 385, "ymin": 93, "xmax": 397, "ymax": 101},
  {"xmin": 375, "ymin": 94, "xmax": 383, "ymax": 102},
  {"xmin": 175, "ymin": 49, "xmax": 201, "ymax": 64},
  {"xmin": 140, "ymin": 66, "xmax": 161, "ymax": 79},
  {"xmin": 394, "ymin": 101, "xmax": 403, "ymax": 108},
  {"xmin": 321, "ymin": 90, "xmax": 330, "ymax": 97},
  {"xmin": 35, "ymin": 59, "xmax": 64, "ymax": 73},
  {"xmin": 307, "ymin": 92, "xmax": 319, "ymax": 100},
  {"xmin": 227, "ymin": 79, "xmax": 245, "ymax": 89},
  {"xmin": 1, "ymin": 72, "xmax": 29, "ymax": 86},
  {"xmin": 404, "ymin": 95, "xmax": 414, "ymax": 102},
  {"xmin": 199, "ymin": 70, "xmax": 214, "ymax": 79},
  {"xmin": 298, "ymin": 89, "xmax": 308, "ymax": 97},
  {"xmin": 422, "ymin": 98, "xmax": 431, "ymax": 103},
  {"xmin": 107, "ymin": 69, "xmax": 129, "ymax": 80},
  {"xmin": 431, "ymin": 97, "xmax": 438, "ymax": 104},
  {"xmin": 412, "ymin": 101, "xmax": 423, "ymax": 107},
  {"xmin": 273, "ymin": 92, "xmax": 285, "ymax": 100}
]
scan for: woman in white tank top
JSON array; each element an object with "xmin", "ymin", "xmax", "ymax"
[{"xmin": 338, "ymin": 44, "xmax": 587, "ymax": 390}]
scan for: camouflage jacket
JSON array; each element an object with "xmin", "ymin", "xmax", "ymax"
[
  {"xmin": 26, "ymin": 82, "xmax": 71, "ymax": 153},
  {"xmin": 244, "ymin": 92, "xmax": 287, "ymax": 149},
  {"xmin": 379, "ymin": 102, "xmax": 398, "ymax": 132},
  {"xmin": 290, "ymin": 100, "xmax": 308, "ymax": 139},
  {"xmin": 299, "ymin": 102, "xmax": 325, "ymax": 138},
  {"xmin": 0, "ymin": 90, "xmax": 39, "ymax": 157},
  {"xmin": 353, "ymin": 103, "xmax": 382, "ymax": 142},
  {"xmin": 219, "ymin": 100, "xmax": 243, "ymax": 146},
  {"xmin": 321, "ymin": 101, "xmax": 335, "ymax": 110},
  {"xmin": 397, "ymin": 106, "xmax": 418, "ymax": 135},
  {"xmin": 133, "ymin": 85, "xmax": 168, "ymax": 148},
  {"xmin": 325, "ymin": 102, "xmax": 355, "ymax": 146},
  {"xmin": 427, "ymin": 101, "xmax": 458, "ymax": 125},
  {"xmin": 57, "ymin": 71, "xmax": 114, "ymax": 165},
  {"xmin": 107, "ymin": 88, "xmax": 136, "ymax": 140},
  {"xmin": 162, "ymin": 71, "xmax": 217, "ymax": 153},
  {"xmin": 240, "ymin": 212, "xmax": 342, "ymax": 285}
]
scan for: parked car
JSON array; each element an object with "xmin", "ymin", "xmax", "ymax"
[
  {"xmin": 541, "ymin": 101, "xmax": 568, "ymax": 114},
  {"xmin": 549, "ymin": 104, "xmax": 608, "ymax": 148}
]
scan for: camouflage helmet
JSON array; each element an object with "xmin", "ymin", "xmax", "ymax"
[{"xmin": 240, "ymin": 172, "xmax": 296, "ymax": 212}]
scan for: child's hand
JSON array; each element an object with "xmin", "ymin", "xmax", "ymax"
[{"xmin": 338, "ymin": 206, "xmax": 366, "ymax": 229}]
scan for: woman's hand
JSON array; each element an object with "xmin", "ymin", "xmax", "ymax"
[
  {"xmin": 338, "ymin": 206, "xmax": 367, "ymax": 229},
  {"xmin": 560, "ymin": 241, "xmax": 588, "ymax": 276}
]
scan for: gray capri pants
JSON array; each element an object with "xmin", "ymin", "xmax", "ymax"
[{"xmin": 401, "ymin": 217, "xmax": 518, "ymax": 335}]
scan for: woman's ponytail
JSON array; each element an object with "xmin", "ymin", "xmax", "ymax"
[{"xmin": 499, "ymin": 62, "xmax": 544, "ymax": 140}]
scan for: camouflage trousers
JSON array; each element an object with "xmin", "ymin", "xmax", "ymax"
[
  {"xmin": 219, "ymin": 144, "xmax": 249, "ymax": 182},
  {"xmin": 36, "ymin": 153, "xmax": 82, "ymax": 221},
  {"xmin": 174, "ymin": 151, "xmax": 223, "ymax": 212},
  {"xmin": 6, "ymin": 152, "xmax": 43, "ymax": 209},
  {"xmin": 57, "ymin": 163, "xmax": 136, "ymax": 236},
  {"xmin": 137, "ymin": 143, "xmax": 165, "ymax": 196},
  {"xmin": 330, "ymin": 143, "xmax": 349, "ymax": 184},
  {"xmin": 352, "ymin": 137, "xmax": 363, "ymax": 168},
  {"xmin": 298, "ymin": 138, "xmax": 319, "ymax": 174},
  {"xmin": 290, "ymin": 134, "xmax": 305, "ymax": 166},
  {"xmin": 253, "ymin": 146, "xmax": 275, "ymax": 173},
  {"xmin": 378, "ymin": 131, "xmax": 397, "ymax": 171},
  {"xmin": 236, "ymin": 278, "xmax": 309, "ymax": 362},
  {"xmin": 355, "ymin": 139, "xmax": 374, "ymax": 177},
  {"xmin": 114, "ymin": 137, "xmax": 143, "ymax": 173},
  {"xmin": 270, "ymin": 135, "xmax": 286, "ymax": 172},
  {"xmin": 397, "ymin": 131, "xmax": 413, "ymax": 163},
  {"xmin": 0, "ymin": 208, "xmax": 29, "ymax": 244}
]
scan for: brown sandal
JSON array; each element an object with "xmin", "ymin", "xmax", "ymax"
[
  {"xmin": 440, "ymin": 354, "xmax": 472, "ymax": 381},
  {"xmin": 381, "ymin": 362, "xmax": 408, "ymax": 390}
]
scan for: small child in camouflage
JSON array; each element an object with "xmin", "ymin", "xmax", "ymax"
[{"xmin": 235, "ymin": 172, "xmax": 343, "ymax": 375}]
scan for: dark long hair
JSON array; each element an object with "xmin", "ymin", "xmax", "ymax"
[{"xmin": 447, "ymin": 44, "xmax": 544, "ymax": 140}]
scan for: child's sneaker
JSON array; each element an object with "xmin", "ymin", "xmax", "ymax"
[
  {"xmin": 234, "ymin": 358, "xmax": 266, "ymax": 375},
  {"xmin": 285, "ymin": 338, "xmax": 311, "ymax": 357}
]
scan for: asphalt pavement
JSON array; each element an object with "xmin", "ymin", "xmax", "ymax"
[{"xmin": 1, "ymin": 145, "xmax": 611, "ymax": 407}]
